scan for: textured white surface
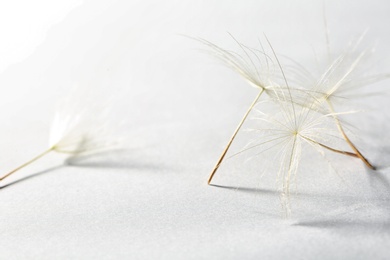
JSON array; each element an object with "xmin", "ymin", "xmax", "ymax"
[{"xmin": 0, "ymin": 1, "xmax": 390, "ymax": 259}]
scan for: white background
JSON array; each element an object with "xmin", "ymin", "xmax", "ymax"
[{"xmin": 0, "ymin": 0, "xmax": 389, "ymax": 259}]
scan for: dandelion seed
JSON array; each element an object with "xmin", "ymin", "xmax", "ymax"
[
  {"xmin": 235, "ymin": 86, "xmax": 359, "ymax": 215},
  {"xmin": 290, "ymin": 35, "xmax": 390, "ymax": 170},
  {"xmin": 194, "ymin": 36, "xmax": 286, "ymax": 184},
  {"xmin": 0, "ymin": 86, "xmax": 117, "ymax": 182},
  {"xmin": 263, "ymin": 38, "xmax": 360, "ymax": 197},
  {"xmin": 195, "ymin": 34, "xmax": 370, "ymax": 184},
  {"xmin": 201, "ymin": 36, "xmax": 371, "ymax": 215}
]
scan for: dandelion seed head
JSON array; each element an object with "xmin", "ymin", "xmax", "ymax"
[
  {"xmin": 48, "ymin": 84, "xmax": 119, "ymax": 156},
  {"xmin": 195, "ymin": 36, "xmax": 286, "ymax": 92}
]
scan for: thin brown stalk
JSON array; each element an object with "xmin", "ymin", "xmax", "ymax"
[
  {"xmin": 326, "ymin": 100, "xmax": 375, "ymax": 170},
  {"xmin": 301, "ymin": 136, "xmax": 358, "ymax": 158},
  {"xmin": 208, "ymin": 89, "xmax": 264, "ymax": 184},
  {"xmin": 0, "ymin": 147, "xmax": 54, "ymax": 182}
]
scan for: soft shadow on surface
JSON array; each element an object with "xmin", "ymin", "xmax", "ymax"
[
  {"xmin": 210, "ymin": 184, "xmax": 278, "ymax": 195},
  {"xmin": 366, "ymin": 167, "xmax": 390, "ymax": 194},
  {"xmin": 65, "ymin": 148, "xmax": 163, "ymax": 171},
  {"xmin": 295, "ymin": 219, "xmax": 390, "ymax": 229},
  {"xmin": 0, "ymin": 165, "xmax": 63, "ymax": 190},
  {"xmin": 372, "ymin": 145, "xmax": 390, "ymax": 170},
  {"xmin": 212, "ymin": 184, "xmax": 390, "ymax": 223},
  {"xmin": 294, "ymin": 218, "xmax": 390, "ymax": 235},
  {"xmin": 210, "ymin": 184, "xmax": 284, "ymax": 218},
  {"xmin": 210, "ymin": 184, "xmax": 361, "ymax": 200},
  {"xmin": 0, "ymin": 149, "xmax": 163, "ymax": 189},
  {"xmin": 292, "ymin": 167, "xmax": 390, "ymax": 234}
]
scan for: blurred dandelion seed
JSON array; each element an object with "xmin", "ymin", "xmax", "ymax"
[{"xmin": 0, "ymin": 86, "xmax": 117, "ymax": 182}]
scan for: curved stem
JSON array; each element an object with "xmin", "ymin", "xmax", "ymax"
[
  {"xmin": 301, "ymin": 136, "xmax": 358, "ymax": 158},
  {"xmin": 326, "ymin": 100, "xmax": 375, "ymax": 170},
  {"xmin": 0, "ymin": 147, "xmax": 54, "ymax": 182},
  {"xmin": 208, "ymin": 89, "xmax": 264, "ymax": 184}
]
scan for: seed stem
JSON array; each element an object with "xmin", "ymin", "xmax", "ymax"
[
  {"xmin": 302, "ymin": 136, "xmax": 358, "ymax": 158},
  {"xmin": 0, "ymin": 147, "xmax": 54, "ymax": 182},
  {"xmin": 208, "ymin": 89, "xmax": 264, "ymax": 184},
  {"xmin": 326, "ymin": 100, "xmax": 375, "ymax": 170}
]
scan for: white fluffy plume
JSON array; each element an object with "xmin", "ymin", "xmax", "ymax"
[{"xmin": 0, "ymin": 84, "xmax": 118, "ymax": 182}]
